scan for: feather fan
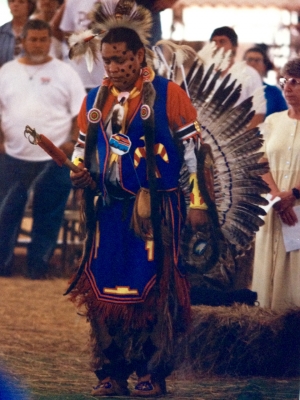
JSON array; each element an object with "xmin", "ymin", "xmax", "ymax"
[{"xmin": 175, "ymin": 42, "xmax": 270, "ymax": 249}]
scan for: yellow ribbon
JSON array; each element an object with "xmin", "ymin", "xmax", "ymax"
[{"xmin": 189, "ymin": 172, "xmax": 208, "ymax": 210}]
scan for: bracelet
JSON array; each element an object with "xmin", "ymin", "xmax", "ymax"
[{"xmin": 292, "ymin": 187, "xmax": 300, "ymax": 199}]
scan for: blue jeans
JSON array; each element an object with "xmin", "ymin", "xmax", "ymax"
[{"xmin": 0, "ymin": 154, "xmax": 71, "ymax": 277}]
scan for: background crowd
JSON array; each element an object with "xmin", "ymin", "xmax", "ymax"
[{"xmin": 0, "ymin": 0, "xmax": 298, "ymax": 314}]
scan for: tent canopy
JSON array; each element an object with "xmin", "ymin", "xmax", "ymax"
[{"xmin": 176, "ymin": 0, "xmax": 300, "ymax": 12}]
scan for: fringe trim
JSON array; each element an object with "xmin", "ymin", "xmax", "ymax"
[
  {"xmin": 68, "ymin": 256, "xmax": 191, "ymax": 334},
  {"xmin": 66, "ymin": 85, "xmax": 110, "ymax": 295},
  {"xmin": 69, "ymin": 272, "xmax": 157, "ymax": 330},
  {"xmin": 68, "ymin": 209, "xmax": 191, "ymax": 370}
]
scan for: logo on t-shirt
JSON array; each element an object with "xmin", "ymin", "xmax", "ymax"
[{"xmin": 41, "ymin": 77, "xmax": 51, "ymax": 85}]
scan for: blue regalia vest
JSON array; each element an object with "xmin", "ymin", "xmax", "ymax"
[
  {"xmin": 86, "ymin": 76, "xmax": 182, "ymax": 196},
  {"xmin": 85, "ymin": 76, "xmax": 185, "ymax": 304}
]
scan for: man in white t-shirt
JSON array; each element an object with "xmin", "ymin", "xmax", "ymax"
[
  {"xmin": 0, "ymin": 19, "xmax": 86, "ymax": 278},
  {"xmin": 209, "ymin": 26, "xmax": 266, "ymax": 130},
  {"xmin": 59, "ymin": 0, "xmax": 105, "ymax": 90}
]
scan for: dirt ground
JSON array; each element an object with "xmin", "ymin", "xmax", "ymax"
[{"xmin": 0, "ymin": 251, "xmax": 299, "ymax": 399}]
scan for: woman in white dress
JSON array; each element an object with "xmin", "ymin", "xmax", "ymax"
[{"xmin": 252, "ymin": 58, "xmax": 300, "ymax": 311}]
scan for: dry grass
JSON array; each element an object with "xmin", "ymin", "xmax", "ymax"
[
  {"xmin": 0, "ymin": 277, "xmax": 93, "ymax": 396},
  {"xmin": 0, "ymin": 275, "xmax": 299, "ymax": 399}
]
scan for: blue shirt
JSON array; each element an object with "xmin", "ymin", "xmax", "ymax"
[
  {"xmin": 0, "ymin": 22, "xmax": 18, "ymax": 67},
  {"xmin": 264, "ymin": 82, "xmax": 288, "ymax": 118}
]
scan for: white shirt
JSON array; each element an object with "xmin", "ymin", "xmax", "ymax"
[
  {"xmin": 0, "ymin": 58, "xmax": 86, "ymax": 161},
  {"xmin": 60, "ymin": 0, "xmax": 105, "ymax": 89}
]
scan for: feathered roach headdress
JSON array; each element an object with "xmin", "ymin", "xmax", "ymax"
[
  {"xmin": 91, "ymin": 0, "xmax": 152, "ymax": 45},
  {"xmin": 68, "ymin": 0, "xmax": 153, "ymax": 71}
]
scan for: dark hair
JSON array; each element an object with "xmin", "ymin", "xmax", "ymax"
[
  {"xmin": 22, "ymin": 19, "xmax": 52, "ymax": 38},
  {"xmin": 282, "ymin": 58, "xmax": 300, "ymax": 78},
  {"xmin": 244, "ymin": 46, "xmax": 274, "ymax": 72},
  {"xmin": 210, "ymin": 26, "xmax": 238, "ymax": 47},
  {"xmin": 101, "ymin": 27, "xmax": 144, "ymax": 54},
  {"xmin": 8, "ymin": 0, "xmax": 36, "ymax": 16},
  {"xmin": 28, "ymin": 0, "xmax": 36, "ymax": 16}
]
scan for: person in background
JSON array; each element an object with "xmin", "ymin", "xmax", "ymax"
[
  {"xmin": 137, "ymin": 0, "xmax": 179, "ymax": 46},
  {"xmin": 31, "ymin": 0, "xmax": 62, "ymax": 22},
  {"xmin": 0, "ymin": 0, "xmax": 36, "ymax": 67},
  {"xmin": 244, "ymin": 46, "xmax": 287, "ymax": 118},
  {"xmin": 31, "ymin": 0, "xmax": 66, "ymax": 59},
  {"xmin": 209, "ymin": 26, "xmax": 266, "ymax": 130},
  {"xmin": 55, "ymin": 0, "xmax": 105, "ymax": 91},
  {"xmin": 0, "ymin": 0, "xmax": 36, "ymax": 216},
  {"xmin": 252, "ymin": 58, "xmax": 300, "ymax": 311},
  {"xmin": 0, "ymin": 19, "xmax": 85, "ymax": 278}
]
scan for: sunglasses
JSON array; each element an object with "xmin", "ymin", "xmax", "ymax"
[{"xmin": 279, "ymin": 77, "xmax": 300, "ymax": 88}]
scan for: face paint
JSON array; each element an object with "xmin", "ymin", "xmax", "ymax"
[{"xmin": 102, "ymin": 42, "xmax": 145, "ymax": 91}]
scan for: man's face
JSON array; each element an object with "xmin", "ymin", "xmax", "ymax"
[
  {"xmin": 101, "ymin": 42, "xmax": 145, "ymax": 92},
  {"xmin": 211, "ymin": 35, "xmax": 235, "ymax": 54},
  {"xmin": 22, "ymin": 29, "xmax": 51, "ymax": 63}
]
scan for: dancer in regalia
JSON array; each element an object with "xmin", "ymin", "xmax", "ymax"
[{"xmin": 68, "ymin": 0, "xmax": 205, "ymax": 396}]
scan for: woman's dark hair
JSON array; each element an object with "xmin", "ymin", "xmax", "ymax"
[
  {"xmin": 282, "ymin": 58, "xmax": 300, "ymax": 78},
  {"xmin": 27, "ymin": 0, "xmax": 36, "ymax": 16},
  {"xmin": 8, "ymin": 0, "xmax": 36, "ymax": 17},
  {"xmin": 244, "ymin": 46, "xmax": 274, "ymax": 72},
  {"xmin": 101, "ymin": 27, "xmax": 144, "ymax": 54}
]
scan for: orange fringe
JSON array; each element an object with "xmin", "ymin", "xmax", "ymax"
[
  {"xmin": 68, "ymin": 254, "xmax": 191, "ymax": 334},
  {"xmin": 69, "ymin": 272, "xmax": 157, "ymax": 330}
]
